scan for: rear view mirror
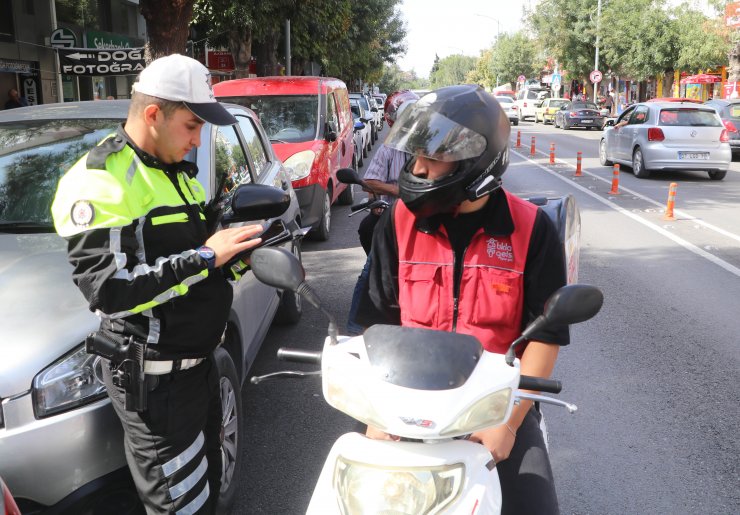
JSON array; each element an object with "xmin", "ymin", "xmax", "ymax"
[
  {"xmin": 325, "ymin": 121, "xmax": 337, "ymax": 142},
  {"xmin": 605, "ymin": 119, "xmax": 615, "ymax": 127},
  {"xmin": 354, "ymin": 121, "xmax": 366, "ymax": 131},
  {"xmin": 221, "ymin": 184, "xmax": 290, "ymax": 225}
]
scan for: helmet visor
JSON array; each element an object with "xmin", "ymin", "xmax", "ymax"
[{"xmin": 384, "ymin": 104, "xmax": 487, "ymax": 163}]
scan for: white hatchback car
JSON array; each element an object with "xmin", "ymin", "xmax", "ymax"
[
  {"xmin": 600, "ymin": 102, "xmax": 731, "ymax": 180},
  {"xmin": 495, "ymin": 96, "xmax": 519, "ymax": 125}
]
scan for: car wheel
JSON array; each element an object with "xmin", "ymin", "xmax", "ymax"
[
  {"xmin": 311, "ymin": 188, "xmax": 331, "ymax": 241},
  {"xmin": 554, "ymin": 117, "xmax": 559, "ymax": 128},
  {"xmin": 274, "ymin": 240, "xmax": 303, "ymax": 324},
  {"xmin": 562, "ymin": 120, "xmax": 569, "ymax": 130},
  {"xmin": 599, "ymin": 139, "xmax": 613, "ymax": 166},
  {"xmin": 534, "ymin": 114, "xmax": 539, "ymax": 123},
  {"xmin": 632, "ymin": 147, "xmax": 651, "ymax": 178},
  {"xmin": 708, "ymin": 170, "xmax": 727, "ymax": 180},
  {"xmin": 214, "ymin": 346, "xmax": 243, "ymax": 514},
  {"xmin": 338, "ymin": 182, "xmax": 354, "ymax": 205},
  {"xmin": 358, "ymin": 150, "xmax": 364, "ymax": 168},
  {"xmin": 362, "ymin": 140, "xmax": 368, "ymax": 158}
]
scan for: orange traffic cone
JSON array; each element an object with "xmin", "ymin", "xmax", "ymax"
[
  {"xmin": 574, "ymin": 152, "xmax": 583, "ymax": 176},
  {"xmin": 549, "ymin": 143, "xmax": 555, "ymax": 164},
  {"xmin": 516, "ymin": 130, "xmax": 521, "ymax": 148},
  {"xmin": 530, "ymin": 136, "xmax": 536, "ymax": 156},
  {"xmin": 608, "ymin": 164, "xmax": 621, "ymax": 194},
  {"xmin": 663, "ymin": 182, "xmax": 678, "ymax": 220}
]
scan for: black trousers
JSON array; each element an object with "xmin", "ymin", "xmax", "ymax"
[
  {"xmin": 497, "ymin": 406, "xmax": 559, "ymax": 515},
  {"xmin": 102, "ymin": 356, "xmax": 222, "ymax": 515}
]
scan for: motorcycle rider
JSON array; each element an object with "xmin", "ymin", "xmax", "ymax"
[
  {"xmin": 346, "ymin": 90, "xmax": 419, "ymax": 335},
  {"xmin": 355, "ymin": 84, "xmax": 568, "ymax": 514}
]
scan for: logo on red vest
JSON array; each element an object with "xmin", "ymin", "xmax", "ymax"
[{"xmin": 486, "ymin": 237, "xmax": 513, "ymax": 262}]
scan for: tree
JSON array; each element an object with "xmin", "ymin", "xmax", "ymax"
[
  {"xmin": 141, "ymin": 0, "xmax": 196, "ymax": 60},
  {"xmin": 429, "ymin": 55, "xmax": 477, "ymax": 88},
  {"xmin": 487, "ymin": 32, "xmax": 542, "ymax": 88}
]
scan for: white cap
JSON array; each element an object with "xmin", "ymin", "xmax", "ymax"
[{"xmin": 132, "ymin": 54, "xmax": 236, "ymax": 125}]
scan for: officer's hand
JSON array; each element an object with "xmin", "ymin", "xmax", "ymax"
[
  {"xmin": 470, "ymin": 424, "xmax": 516, "ymax": 463},
  {"xmin": 206, "ymin": 225, "xmax": 263, "ymax": 268},
  {"xmin": 365, "ymin": 425, "xmax": 400, "ymax": 441}
]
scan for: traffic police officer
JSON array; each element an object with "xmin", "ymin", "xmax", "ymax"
[{"xmin": 51, "ymin": 54, "xmax": 264, "ymax": 514}]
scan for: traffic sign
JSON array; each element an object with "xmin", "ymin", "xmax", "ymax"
[
  {"xmin": 50, "ymin": 28, "xmax": 77, "ymax": 48},
  {"xmin": 590, "ymin": 70, "xmax": 603, "ymax": 83},
  {"xmin": 518, "ymin": 74, "xmax": 526, "ymax": 83}
]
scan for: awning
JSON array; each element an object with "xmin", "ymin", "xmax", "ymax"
[{"xmin": 680, "ymin": 73, "xmax": 721, "ymax": 85}]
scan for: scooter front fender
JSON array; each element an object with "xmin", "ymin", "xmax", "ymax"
[{"xmin": 307, "ymin": 432, "xmax": 502, "ymax": 514}]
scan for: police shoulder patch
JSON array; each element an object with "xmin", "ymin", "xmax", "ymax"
[{"xmin": 71, "ymin": 200, "xmax": 95, "ymax": 226}]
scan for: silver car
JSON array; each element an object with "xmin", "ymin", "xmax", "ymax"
[
  {"xmin": 600, "ymin": 101, "xmax": 731, "ymax": 180},
  {"xmin": 0, "ymin": 101, "xmax": 303, "ymax": 513},
  {"xmin": 495, "ymin": 96, "xmax": 519, "ymax": 126}
]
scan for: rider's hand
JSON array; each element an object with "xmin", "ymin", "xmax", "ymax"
[
  {"xmin": 205, "ymin": 224, "xmax": 264, "ymax": 268},
  {"xmin": 470, "ymin": 424, "xmax": 516, "ymax": 463},
  {"xmin": 365, "ymin": 425, "xmax": 400, "ymax": 441}
]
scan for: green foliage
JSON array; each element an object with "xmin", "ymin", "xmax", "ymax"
[
  {"xmin": 672, "ymin": 4, "xmax": 727, "ymax": 71},
  {"xmin": 429, "ymin": 55, "xmax": 478, "ymax": 88},
  {"xmin": 377, "ymin": 63, "xmax": 430, "ymax": 93},
  {"xmin": 488, "ymin": 33, "xmax": 543, "ymax": 87}
]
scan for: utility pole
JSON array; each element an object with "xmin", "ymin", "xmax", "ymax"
[{"xmin": 594, "ymin": 0, "xmax": 602, "ymax": 102}]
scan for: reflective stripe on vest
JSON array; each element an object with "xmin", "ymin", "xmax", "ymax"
[{"xmin": 394, "ymin": 193, "xmax": 538, "ymax": 354}]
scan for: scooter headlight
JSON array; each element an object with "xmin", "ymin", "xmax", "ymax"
[
  {"xmin": 334, "ymin": 457, "xmax": 464, "ymax": 515},
  {"xmin": 439, "ymin": 388, "xmax": 512, "ymax": 437}
]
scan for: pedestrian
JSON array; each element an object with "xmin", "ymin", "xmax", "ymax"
[
  {"xmin": 51, "ymin": 54, "xmax": 264, "ymax": 514},
  {"xmin": 356, "ymin": 84, "xmax": 569, "ymax": 515},
  {"xmin": 346, "ymin": 89, "xmax": 418, "ymax": 335},
  {"xmin": 603, "ymin": 91, "xmax": 614, "ymax": 115},
  {"xmin": 4, "ymin": 88, "xmax": 28, "ymax": 109}
]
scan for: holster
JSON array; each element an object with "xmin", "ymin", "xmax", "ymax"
[{"xmin": 85, "ymin": 331, "xmax": 147, "ymax": 412}]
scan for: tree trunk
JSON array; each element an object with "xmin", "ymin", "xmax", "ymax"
[
  {"xmin": 253, "ymin": 30, "xmax": 280, "ymax": 76},
  {"xmin": 662, "ymin": 71, "xmax": 674, "ymax": 98},
  {"xmin": 140, "ymin": 0, "xmax": 195, "ymax": 62},
  {"xmin": 728, "ymin": 40, "xmax": 740, "ymax": 83},
  {"xmin": 228, "ymin": 27, "xmax": 252, "ymax": 79}
]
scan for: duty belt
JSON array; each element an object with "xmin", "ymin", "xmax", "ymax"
[{"xmin": 144, "ymin": 358, "xmax": 205, "ymax": 375}]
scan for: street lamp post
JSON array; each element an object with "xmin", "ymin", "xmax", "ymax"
[
  {"xmin": 474, "ymin": 13, "xmax": 501, "ymax": 88},
  {"xmin": 594, "ymin": 0, "xmax": 602, "ymax": 102}
]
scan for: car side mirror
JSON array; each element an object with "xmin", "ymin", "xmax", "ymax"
[
  {"xmin": 221, "ymin": 183, "xmax": 290, "ymax": 225},
  {"xmin": 325, "ymin": 121, "xmax": 338, "ymax": 142},
  {"xmin": 354, "ymin": 121, "xmax": 365, "ymax": 131},
  {"xmin": 605, "ymin": 119, "xmax": 615, "ymax": 127},
  {"xmin": 371, "ymin": 107, "xmax": 378, "ymax": 112}
]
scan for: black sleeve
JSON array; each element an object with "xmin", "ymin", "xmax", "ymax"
[
  {"xmin": 522, "ymin": 210, "xmax": 570, "ymax": 346},
  {"xmin": 355, "ymin": 204, "xmax": 401, "ymax": 327}
]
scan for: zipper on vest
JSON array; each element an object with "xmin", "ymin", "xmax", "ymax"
[{"xmin": 451, "ymin": 244, "xmax": 469, "ymax": 332}]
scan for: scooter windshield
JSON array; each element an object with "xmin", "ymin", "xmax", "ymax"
[{"xmin": 363, "ymin": 325, "xmax": 483, "ymax": 390}]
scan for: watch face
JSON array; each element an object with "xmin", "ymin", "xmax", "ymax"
[{"xmin": 198, "ymin": 246, "xmax": 215, "ymax": 259}]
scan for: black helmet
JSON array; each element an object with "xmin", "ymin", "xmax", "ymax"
[{"xmin": 386, "ymin": 85, "xmax": 510, "ymax": 218}]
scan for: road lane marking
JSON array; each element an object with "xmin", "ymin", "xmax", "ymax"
[{"xmin": 510, "ymin": 146, "xmax": 740, "ymax": 279}]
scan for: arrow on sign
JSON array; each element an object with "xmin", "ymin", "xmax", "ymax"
[{"xmin": 66, "ymin": 52, "xmax": 96, "ymax": 60}]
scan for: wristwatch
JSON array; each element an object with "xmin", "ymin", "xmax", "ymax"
[{"xmin": 196, "ymin": 246, "xmax": 216, "ymax": 270}]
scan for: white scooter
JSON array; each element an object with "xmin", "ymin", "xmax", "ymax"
[{"xmin": 250, "ymin": 247, "xmax": 603, "ymax": 515}]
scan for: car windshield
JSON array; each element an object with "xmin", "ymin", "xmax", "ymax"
[
  {"xmin": 221, "ymin": 95, "xmax": 319, "ymax": 143},
  {"xmin": 374, "ymin": 97, "xmax": 383, "ymax": 106},
  {"xmin": 550, "ymin": 100, "xmax": 569, "ymax": 108},
  {"xmin": 658, "ymin": 109, "xmax": 722, "ymax": 127},
  {"xmin": 495, "ymin": 96, "xmax": 513, "ymax": 104},
  {"xmin": 0, "ymin": 119, "xmax": 119, "ymax": 231},
  {"xmin": 353, "ymin": 96, "xmax": 371, "ymax": 111},
  {"xmin": 572, "ymin": 102, "xmax": 598, "ymax": 110}
]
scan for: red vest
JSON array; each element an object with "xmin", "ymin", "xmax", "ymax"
[{"xmin": 394, "ymin": 192, "xmax": 538, "ymax": 355}]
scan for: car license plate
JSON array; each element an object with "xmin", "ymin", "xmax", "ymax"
[
  {"xmin": 678, "ymin": 152, "xmax": 709, "ymax": 160},
  {"xmin": 582, "ymin": 119, "xmax": 592, "ymax": 123}
]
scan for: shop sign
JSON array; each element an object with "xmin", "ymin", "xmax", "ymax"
[
  {"xmin": 58, "ymin": 47, "xmax": 145, "ymax": 76},
  {"xmin": 207, "ymin": 51, "xmax": 235, "ymax": 71},
  {"xmin": 726, "ymin": 2, "xmax": 740, "ymax": 28},
  {"xmin": 50, "ymin": 28, "xmax": 78, "ymax": 48},
  {"xmin": 85, "ymin": 30, "xmax": 132, "ymax": 49},
  {"xmin": 22, "ymin": 77, "xmax": 38, "ymax": 106},
  {"xmin": 0, "ymin": 59, "xmax": 32, "ymax": 74}
]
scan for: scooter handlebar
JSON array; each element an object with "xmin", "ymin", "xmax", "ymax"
[
  {"xmin": 519, "ymin": 375, "xmax": 562, "ymax": 394},
  {"xmin": 277, "ymin": 347, "xmax": 322, "ymax": 365}
]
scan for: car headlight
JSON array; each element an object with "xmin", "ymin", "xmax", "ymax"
[
  {"xmin": 440, "ymin": 388, "xmax": 512, "ymax": 437},
  {"xmin": 283, "ymin": 150, "xmax": 316, "ymax": 181},
  {"xmin": 32, "ymin": 344, "xmax": 107, "ymax": 418},
  {"xmin": 334, "ymin": 457, "xmax": 464, "ymax": 515}
]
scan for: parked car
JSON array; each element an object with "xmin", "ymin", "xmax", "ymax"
[
  {"xmin": 350, "ymin": 92, "xmax": 379, "ymax": 143},
  {"xmin": 214, "ymin": 76, "xmax": 355, "ymax": 241},
  {"xmin": 600, "ymin": 101, "xmax": 731, "ymax": 180},
  {"xmin": 535, "ymin": 97, "xmax": 569, "ymax": 124},
  {"xmin": 704, "ymin": 98, "xmax": 740, "ymax": 157},
  {"xmin": 494, "ymin": 95, "xmax": 519, "ymax": 125},
  {"xmin": 0, "ymin": 100, "xmax": 303, "ymax": 513},
  {"xmin": 554, "ymin": 101, "xmax": 605, "ymax": 130},
  {"xmin": 515, "ymin": 86, "xmax": 551, "ymax": 121},
  {"xmin": 351, "ymin": 98, "xmax": 373, "ymax": 156},
  {"xmin": 351, "ymin": 102, "xmax": 372, "ymax": 168},
  {"xmin": 372, "ymin": 94, "xmax": 386, "ymax": 130},
  {"xmin": 493, "ymin": 89, "xmax": 516, "ymax": 100}
]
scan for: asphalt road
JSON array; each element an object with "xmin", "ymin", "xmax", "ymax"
[{"xmin": 232, "ymin": 121, "xmax": 740, "ymax": 514}]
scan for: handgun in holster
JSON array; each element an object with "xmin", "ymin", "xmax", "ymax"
[{"xmin": 85, "ymin": 331, "xmax": 147, "ymax": 412}]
